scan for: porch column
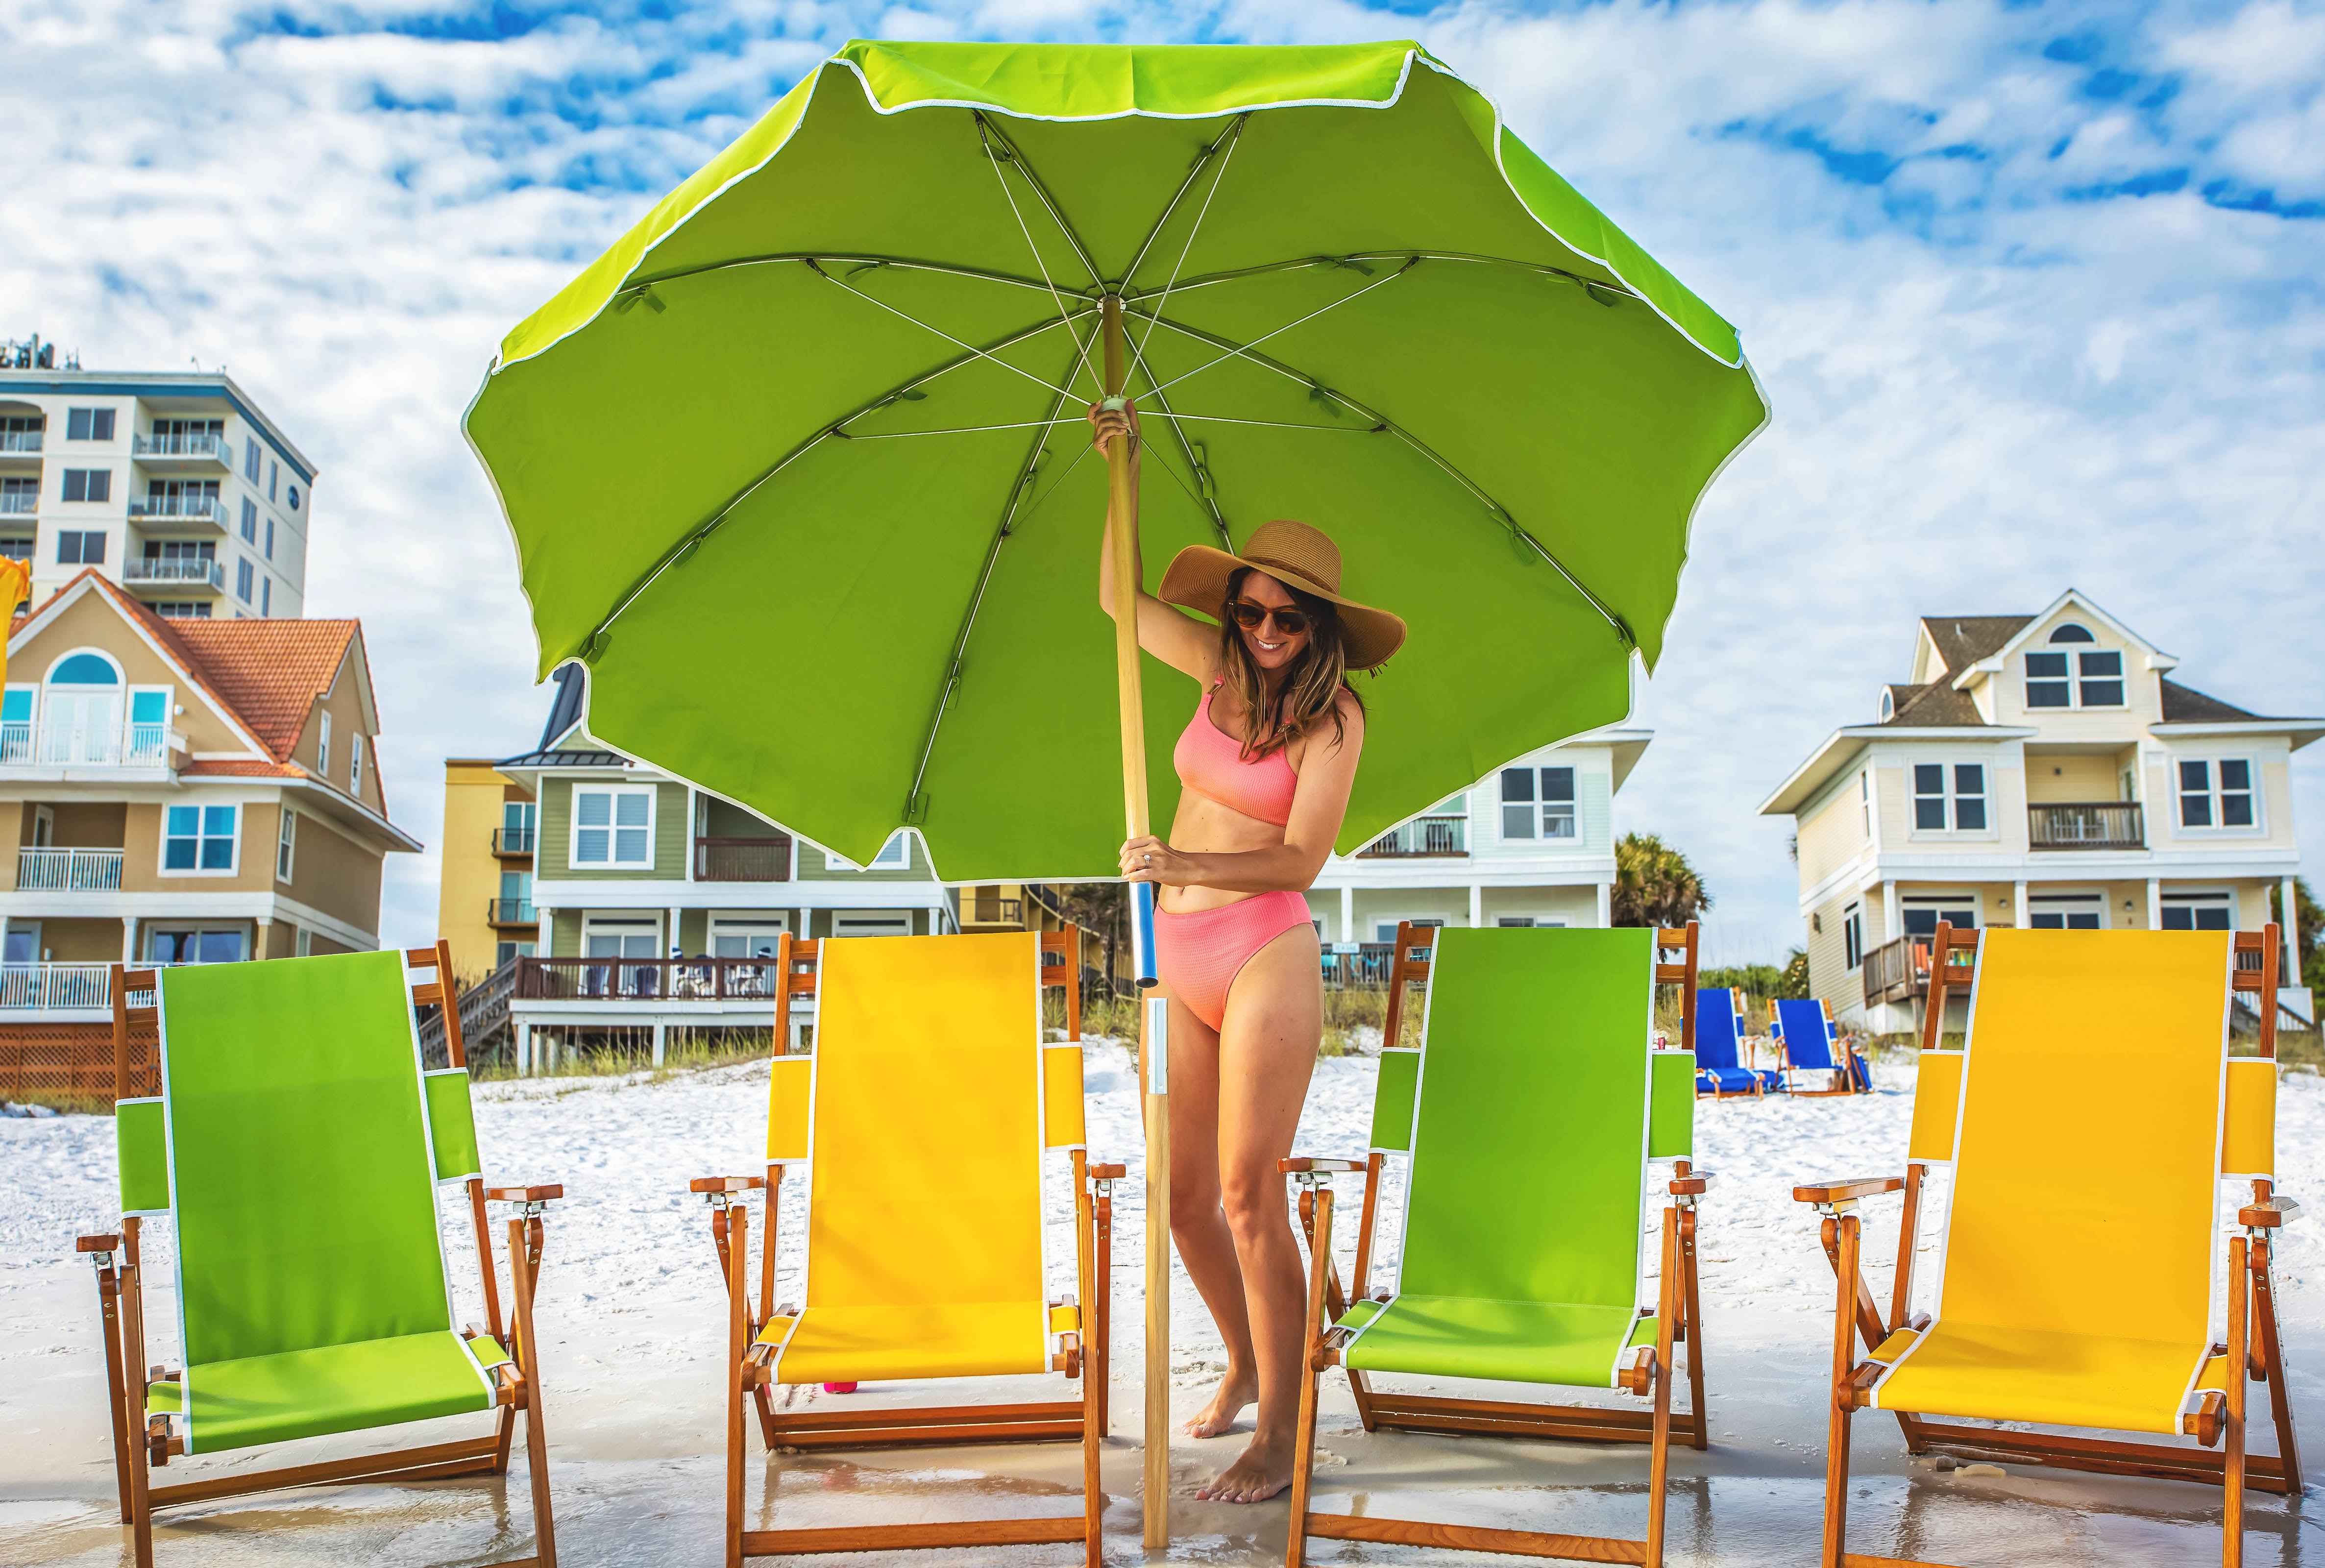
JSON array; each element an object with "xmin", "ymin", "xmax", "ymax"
[
  {"xmin": 1882, "ymin": 880, "xmax": 1900, "ymax": 941},
  {"xmin": 2283, "ymin": 876, "xmax": 2301, "ymax": 969},
  {"xmin": 1596, "ymin": 881, "xmax": 1612, "ymax": 928},
  {"xmin": 668, "ymin": 906, "xmax": 682, "ymax": 957},
  {"xmin": 1339, "ymin": 885, "xmax": 1355, "ymax": 945},
  {"xmin": 2146, "ymin": 878, "xmax": 2162, "ymax": 931},
  {"xmin": 1468, "ymin": 884, "xmax": 1483, "ymax": 928},
  {"xmin": 535, "ymin": 904, "xmax": 552, "ymax": 958},
  {"xmin": 122, "ymin": 917, "xmax": 137, "ymax": 964},
  {"xmin": 930, "ymin": 904, "xmax": 946, "ymax": 936},
  {"xmin": 2013, "ymin": 880, "xmax": 2029, "ymax": 930},
  {"xmin": 515, "ymin": 1020, "xmax": 531, "ymax": 1078},
  {"xmin": 685, "ymin": 787, "xmax": 697, "ymax": 882},
  {"xmin": 255, "ymin": 917, "xmax": 272, "ymax": 961},
  {"xmin": 651, "ymin": 1020, "xmax": 666, "ymax": 1067}
]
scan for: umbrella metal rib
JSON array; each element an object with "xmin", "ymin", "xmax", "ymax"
[
  {"xmin": 976, "ymin": 117, "xmax": 1103, "ymax": 399},
  {"xmin": 809, "ymin": 259, "xmax": 1083, "ymax": 400},
  {"xmin": 1116, "ymin": 115, "xmax": 1250, "ymax": 290}
]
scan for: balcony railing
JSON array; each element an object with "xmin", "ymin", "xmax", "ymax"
[
  {"xmin": 0, "ymin": 962, "xmax": 113, "ymax": 1010},
  {"xmin": 1357, "ymin": 814, "xmax": 1468, "ymax": 858},
  {"xmin": 493, "ymin": 827, "xmax": 536, "ymax": 855},
  {"xmin": 487, "ymin": 898, "xmax": 537, "ymax": 926},
  {"xmin": 0, "ymin": 493, "xmax": 34, "ymax": 515},
  {"xmin": 2029, "ymin": 802, "xmax": 2144, "ymax": 851},
  {"xmin": 0, "ymin": 431, "xmax": 42, "ymax": 453},
  {"xmin": 967, "ymin": 896, "xmax": 1024, "ymax": 927},
  {"xmin": 516, "ymin": 956, "xmax": 783, "ymax": 1003},
  {"xmin": 695, "ymin": 835, "xmax": 790, "ymax": 882},
  {"xmin": 133, "ymin": 432, "xmax": 230, "ymax": 460},
  {"xmin": 123, "ymin": 557, "xmax": 225, "ymax": 589},
  {"xmin": 128, "ymin": 494, "xmax": 227, "ymax": 525},
  {"xmin": 17, "ymin": 847, "xmax": 125, "ymax": 891},
  {"xmin": 0, "ymin": 721, "xmax": 177, "ymax": 767},
  {"xmin": 1861, "ymin": 935, "xmax": 1932, "ymax": 1008}
]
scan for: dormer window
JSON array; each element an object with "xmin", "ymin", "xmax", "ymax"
[
  {"xmin": 2025, "ymin": 624, "xmax": 2125, "ymax": 709},
  {"xmin": 1879, "ymin": 689, "xmax": 1894, "ymax": 720}
]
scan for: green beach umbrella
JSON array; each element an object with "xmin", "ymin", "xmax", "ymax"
[{"xmin": 465, "ymin": 38, "xmax": 1766, "ymax": 885}]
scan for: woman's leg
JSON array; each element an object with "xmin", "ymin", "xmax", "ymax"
[
  {"xmin": 1194, "ymin": 921, "xmax": 1322, "ymax": 1502},
  {"xmin": 1164, "ymin": 997, "xmax": 1261, "ymax": 1439}
]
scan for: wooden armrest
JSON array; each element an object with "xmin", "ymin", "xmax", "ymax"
[
  {"xmin": 1792, "ymin": 1176, "xmax": 1904, "ymax": 1205},
  {"xmin": 690, "ymin": 1175, "xmax": 767, "ymax": 1194},
  {"xmin": 1669, "ymin": 1171, "xmax": 1714, "ymax": 1197},
  {"xmin": 486, "ymin": 1184, "xmax": 564, "ymax": 1203},
  {"xmin": 1088, "ymin": 1163, "xmax": 1127, "ymax": 1179},
  {"xmin": 77, "ymin": 1233, "xmax": 122, "ymax": 1253},
  {"xmin": 2240, "ymin": 1196, "xmax": 2302, "ymax": 1228},
  {"xmin": 1279, "ymin": 1157, "xmax": 1368, "ymax": 1174}
]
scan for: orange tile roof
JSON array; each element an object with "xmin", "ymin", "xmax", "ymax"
[
  {"xmin": 168, "ymin": 616, "xmax": 359, "ymax": 761},
  {"xmin": 180, "ymin": 759, "xmax": 315, "ymax": 779}
]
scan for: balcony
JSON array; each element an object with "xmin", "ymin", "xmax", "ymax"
[
  {"xmin": 487, "ymin": 898, "xmax": 538, "ymax": 928},
  {"xmin": 2029, "ymin": 802, "xmax": 2144, "ymax": 852},
  {"xmin": 695, "ymin": 835, "xmax": 790, "ymax": 882},
  {"xmin": 1861, "ymin": 935, "xmax": 1932, "ymax": 1008},
  {"xmin": 123, "ymin": 557, "xmax": 225, "ymax": 592},
  {"xmin": 965, "ymin": 895, "xmax": 1025, "ymax": 927},
  {"xmin": 0, "ymin": 720, "xmax": 179, "ymax": 769},
  {"xmin": 17, "ymin": 847, "xmax": 125, "ymax": 891},
  {"xmin": 127, "ymin": 494, "xmax": 228, "ymax": 532},
  {"xmin": 0, "ymin": 431, "xmax": 42, "ymax": 454},
  {"xmin": 492, "ymin": 827, "xmax": 536, "ymax": 857},
  {"xmin": 516, "ymin": 956, "xmax": 783, "ymax": 1003},
  {"xmin": 0, "ymin": 962, "xmax": 114, "ymax": 1010},
  {"xmin": 1357, "ymin": 814, "xmax": 1468, "ymax": 858},
  {"xmin": 133, "ymin": 432, "xmax": 231, "ymax": 465},
  {"xmin": 0, "ymin": 493, "xmax": 34, "ymax": 515}
]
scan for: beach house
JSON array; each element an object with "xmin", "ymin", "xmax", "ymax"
[
  {"xmin": 0, "ymin": 572, "xmax": 418, "ymax": 1081},
  {"xmin": 1760, "ymin": 590, "xmax": 2319, "ymax": 1032}
]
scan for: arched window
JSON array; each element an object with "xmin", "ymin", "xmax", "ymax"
[
  {"xmin": 1879, "ymin": 688, "xmax": 1895, "ymax": 720},
  {"xmin": 47, "ymin": 651, "xmax": 120, "ymax": 685},
  {"xmin": 2047, "ymin": 623, "xmax": 2096, "ymax": 644}
]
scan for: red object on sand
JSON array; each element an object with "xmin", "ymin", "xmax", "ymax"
[{"xmin": 822, "ymin": 1382, "xmax": 858, "ymax": 1394}]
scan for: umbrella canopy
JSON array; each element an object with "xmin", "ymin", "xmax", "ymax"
[{"xmin": 465, "ymin": 39, "xmax": 1767, "ymax": 879}]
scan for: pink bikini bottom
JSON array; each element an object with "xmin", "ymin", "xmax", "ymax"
[{"xmin": 1155, "ymin": 890, "xmax": 1316, "ymax": 1033}]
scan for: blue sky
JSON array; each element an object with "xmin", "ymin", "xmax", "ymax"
[{"xmin": 3, "ymin": 0, "xmax": 2319, "ymax": 960}]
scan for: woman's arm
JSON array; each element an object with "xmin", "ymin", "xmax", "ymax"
[
  {"xmin": 1091, "ymin": 400, "xmax": 1214, "ymax": 683},
  {"xmin": 1121, "ymin": 694, "xmax": 1366, "ymax": 892}
]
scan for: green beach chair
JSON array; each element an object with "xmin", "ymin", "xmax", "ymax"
[
  {"xmin": 1283, "ymin": 923, "xmax": 1710, "ymax": 1568},
  {"xmin": 76, "ymin": 944, "xmax": 562, "ymax": 1568}
]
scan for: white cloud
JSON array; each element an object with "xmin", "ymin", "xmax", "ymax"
[{"xmin": 0, "ymin": 0, "xmax": 2316, "ymax": 964}]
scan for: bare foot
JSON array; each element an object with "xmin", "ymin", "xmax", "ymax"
[
  {"xmin": 1181, "ymin": 1369, "xmax": 1257, "ymax": 1439},
  {"xmin": 1194, "ymin": 1432, "xmax": 1295, "ymax": 1503}
]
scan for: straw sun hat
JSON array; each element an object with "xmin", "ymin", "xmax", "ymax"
[{"xmin": 1158, "ymin": 519, "xmax": 1407, "ymax": 670}]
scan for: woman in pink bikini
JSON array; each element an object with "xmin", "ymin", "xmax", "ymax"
[{"xmin": 1090, "ymin": 401, "xmax": 1405, "ymax": 1505}]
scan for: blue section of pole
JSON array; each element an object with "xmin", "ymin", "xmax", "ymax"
[{"xmin": 1134, "ymin": 882, "xmax": 1159, "ymax": 989}]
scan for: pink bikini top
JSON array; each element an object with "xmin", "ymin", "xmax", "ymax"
[{"xmin": 1175, "ymin": 685, "xmax": 1298, "ymax": 827}]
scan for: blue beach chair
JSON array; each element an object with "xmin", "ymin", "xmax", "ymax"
[
  {"xmin": 1772, "ymin": 997, "xmax": 1870, "ymax": 1096},
  {"xmin": 1694, "ymin": 987, "xmax": 1780, "ymax": 1099}
]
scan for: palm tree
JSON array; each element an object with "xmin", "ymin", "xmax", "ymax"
[{"xmin": 1611, "ymin": 833, "xmax": 1712, "ymax": 929}]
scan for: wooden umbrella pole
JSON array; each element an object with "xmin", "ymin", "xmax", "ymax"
[{"xmin": 1101, "ymin": 294, "xmax": 1171, "ymax": 1549}]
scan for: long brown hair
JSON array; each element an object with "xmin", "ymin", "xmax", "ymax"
[{"xmin": 1216, "ymin": 567, "xmax": 1365, "ymax": 761}]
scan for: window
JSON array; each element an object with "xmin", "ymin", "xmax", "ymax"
[
  {"xmin": 830, "ymin": 831, "xmax": 911, "ymax": 871},
  {"xmin": 163, "ymin": 804, "xmax": 239, "ymax": 872},
  {"xmin": 153, "ymin": 602, "xmax": 211, "ymax": 618},
  {"xmin": 276, "ymin": 808, "xmax": 296, "ymax": 881},
  {"xmin": 2177, "ymin": 759, "xmax": 2255, "ymax": 829},
  {"xmin": 349, "ymin": 734, "xmax": 363, "ymax": 794},
  {"xmin": 1912, "ymin": 762, "xmax": 1987, "ymax": 831},
  {"xmin": 235, "ymin": 559, "xmax": 253, "ymax": 602},
  {"xmin": 1902, "ymin": 895, "xmax": 1978, "ymax": 937},
  {"xmin": 244, "ymin": 438, "xmax": 261, "ymax": 481},
  {"xmin": 267, "ymin": 460, "xmax": 277, "ymax": 502},
  {"xmin": 65, "ymin": 408, "xmax": 115, "ymax": 441},
  {"xmin": 1859, "ymin": 770, "xmax": 1871, "ymax": 836},
  {"xmin": 260, "ymin": 577, "xmax": 269, "ymax": 614},
  {"xmin": 833, "ymin": 912, "xmax": 913, "ymax": 938},
  {"xmin": 295, "ymin": 926, "xmax": 312, "ymax": 957},
  {"xmin": 0, "ymin": 537, "xmax": 30, "ymax": 563},
  {"xmin": 572, "ymin": 785, "xmax": 654, "ymax": 868},
  {"xmin": 0, "ymin": 475, "xmax": 33, "ymax": 513},
  {"xmin": 56, "ymin": 530, "xmax": 105, "ymax": 564},
  {"xmin": 2030, "ymin": 892, "xmax": 2105, "ymax": 930},
  {"xmin": 149, "ymin": 928, "xmax": 245, "ymax": 964},
  {"xmin": 501, "ymin": 800, "xmax": 538, "ymax": 851},
  {"xmin": 318, "ymin": 710, "xmax": 331, "ymax": 774},
  {"xmin": 264, "ymin": 515, "xmax": 273, "ymax": 559},
  {"xmin": 494, "ymin": 939, "xmax": 536, "ymax": 965},
  {"xmin": 1843, "ymin": 903, "xmax": 1864, "ymax": 971},
  {"xmin": 61, "ymin": 468, "xmax": 111, "ymax": 503},
  {"xmin": 288, "ymin": 484, "xmax": 300, "ymax": 511},
  {"xmin": 2076, "ymin": 650, "xmax": 2124, "ymax": 707},
  {"xmin": 711, "ymin": 918, "xmax": 788, "ymax": 958},
  {"xmin": 2027, "ymin": 625, "xmax": 2124, "ymax": 710},
  {"xmin": 0, "ymin": 414, "xmax": 43, "ymax": 452},
  {"xmin": 3, "ymin": 924, "xmax": 37, "ymax": 963},
  {"xmin": 241, "ymin": 498, "xmax": 257, "ymax": 541},
  {"xmin": 1499, "ymin": 765, "xmax": 1577, "ymax": 840},
  {"xmin": 2161, "ymin": 892, "xmax": 2235, "ymax": 931}
]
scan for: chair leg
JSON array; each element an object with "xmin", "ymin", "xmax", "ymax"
[
  {"xmin": 1679, "ymin": 1206, "xmax": 1708, "ymax": 1451},
  {"xmin": 2253, "ymin": 1236, "xmax": 2303, "ymax": 1492},
  {"xmin": 1820, "ymin": 1214, "xmax": 1860, "ymax": 1568},
  {"xmin": 1077, "ymin": 1155, "xmax": 1104, "ymax": 1568},
  {"xmin": 1646, "ymin": 1207, "xmax": 1677, "ymax": 1568},
  {"xmin": 724, "ymin": 1207, "xmax": 750, "ymax": 1568},
  {"xmin": 90, "ymin": 1252, "xmax": 133, "ymax": 1523},
  {"xmin": 118, "ymin": 1261, "xmax": 155, "ymax": 1568},
  {"xmin": 1284, "ymin": 1187, "xmax": 1333, "ymax": 1568},
  {"xmin": 508, "ymin": 1217, "xmax": 558, "ymax": 1568},
  {"xmin": 2225, "ymin": 1234, "xmax": 2249, "ymax": 1568}
]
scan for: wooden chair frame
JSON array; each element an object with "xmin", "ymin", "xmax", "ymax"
[
  {"xmin": 77, "ymin": 941, "xmax": 561, "ymax": 1568},
  {"xmin": 1795, "ymin": 922, "xmax": 2303, "ymax": 1568},
  {"xmin": 693, "ymin": 929, "xmax": 1118, "ymax": 1567},
  {"xmin": 1280, "ymin": 922, "xmax": 1711, "ymax": 1567},
  {"xmin": 1780, "ymin": 997, "xmax": 1871, "ymax": 1099}
]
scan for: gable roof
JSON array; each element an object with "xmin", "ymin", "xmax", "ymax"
[{"xmin": 1919, "ymin": 616, "xmax": 2031, "ymax": 680}]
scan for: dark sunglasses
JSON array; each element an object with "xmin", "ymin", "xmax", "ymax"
[{"xmin": 1227, "ymin": 599, "xmax": 1313, "ymax": 636}]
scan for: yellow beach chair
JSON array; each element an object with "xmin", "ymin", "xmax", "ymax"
[
  {"xmin": 1795, "ymin": 923, "xmax": 2300, "ymax": 1568},
  {"xmin": 691, "ymin": 929, "xmax": 1118, "ymax": 1566}
]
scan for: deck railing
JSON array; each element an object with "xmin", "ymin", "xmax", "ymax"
[
  {"xmin": 0, "ymin": 962, "xmax": 115, "ymax": 1010},
  {"xmin": 694, "ymin": 835, "xmax": 791, "ymax": 882},
  {"xmin": 493, "ymin": 826, "xmax": 537, "ymax": 855},
  {"xmin": 133, "ymin": 431, "xmax": 230, "ymax": 459},
  {"xmin": 0, "ymin": 431, "xmax": 42, "ymax": 453},
  {"xmin": 515, "ymin": 956, "xmax": 784, "ymax": 1003},
  {"xmin": 1, "ymin": 721, "xmax": 178, "ymax": 767},
  {"xmin": 487, "ymin": 898, "xmax": 537, "ymax": 925},
  {"xmin": 2028, "ymin": 802, "xmax": 2144, "ymax": 851},
  {"xmin": 17, "ymin": 847, "xmax": 125, "ymax": 891},
  {"xmin": 1861, "ymin": 935, "xmax": 1932, "ymax": 1008},
  {"xmin": 1356, "ymin": 814, "xmax": 1468, "ymax": 858},
  {"xmin": 123, "ymin": 557, "xmax": 225, "ymax": 589}
]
